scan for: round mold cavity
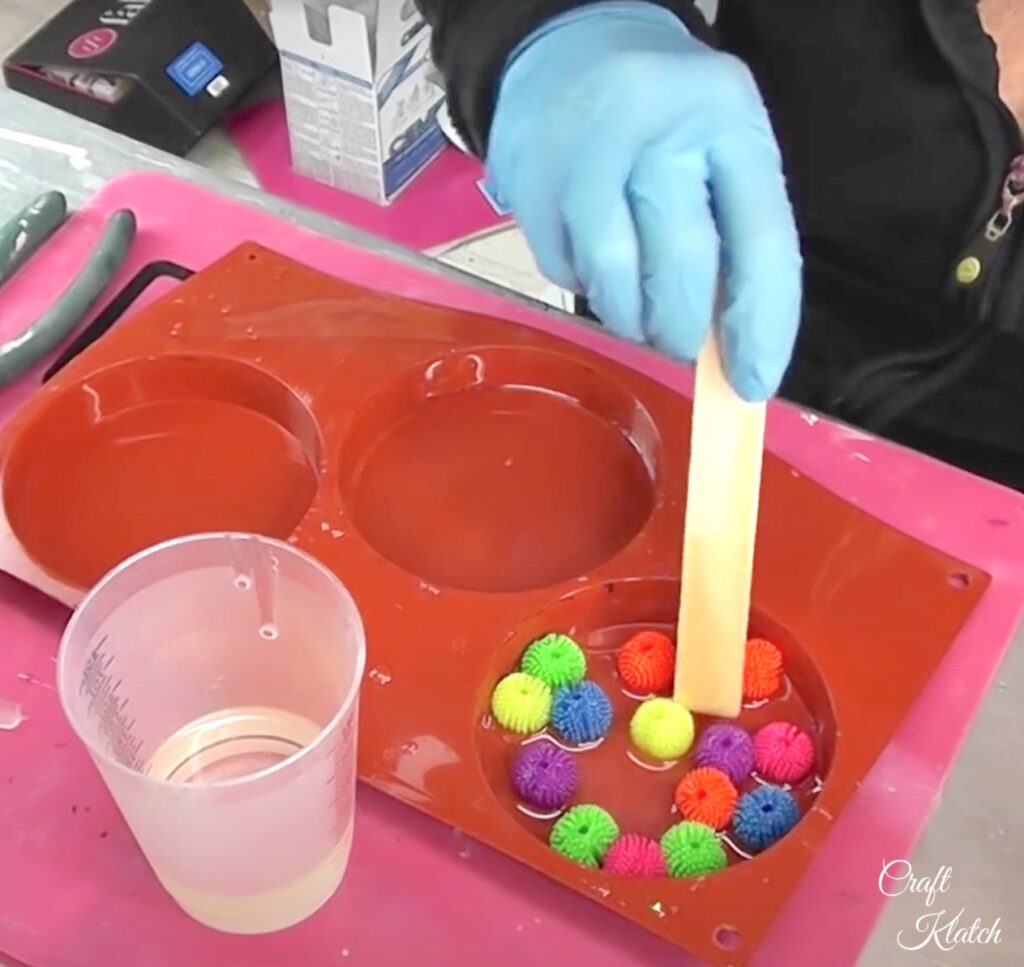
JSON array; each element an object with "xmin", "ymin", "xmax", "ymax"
[
  {"xmin": 338, "ymin": 347, "xmax": 658, "ymax": 593},
  {"xmin": 3, "ymin": 355, "xmax": 321, "ymax": 589},
  {"xmin": 476, "ymin": 579, "xmax": 835, "ymax": 867}
]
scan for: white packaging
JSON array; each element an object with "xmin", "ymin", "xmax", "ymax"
[{"xmin": 270, "ymin": 0, "xmax": 446, "ymax": 205}]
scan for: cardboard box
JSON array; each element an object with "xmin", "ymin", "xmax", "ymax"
[
  {"xmin": 2, "ymin": 0, "xmax": 277, "ymax": 156},
  {"xmin": 270, "ymin": 0, "xmax": 446, "ymax": 205}
]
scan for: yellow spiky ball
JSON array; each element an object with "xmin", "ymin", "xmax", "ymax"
[
  {"xmin": 491, "ymin": 672, "xmax": 552, "ymax": 733},
  {"xmin": 629, "ymin": 697, "xmax": 694, "ymax": 760}
]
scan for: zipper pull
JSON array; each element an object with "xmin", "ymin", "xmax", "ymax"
[{"xmin": 954, "ymin": 154, "xmax": 1024, "ymax": 287}]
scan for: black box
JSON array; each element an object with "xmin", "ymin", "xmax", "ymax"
[{"xmin": 3, "ymin": 0, "xmax": 277, "ymax": 155}]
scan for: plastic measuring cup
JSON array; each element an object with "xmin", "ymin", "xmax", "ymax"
[{"xmin": 57, "ymin": 532, "xmax": 366, "ymax": 934}]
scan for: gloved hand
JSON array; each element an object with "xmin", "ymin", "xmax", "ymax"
[{"xmin": 487, "ymin": 1, "xmax": 802, "ymax": 401}]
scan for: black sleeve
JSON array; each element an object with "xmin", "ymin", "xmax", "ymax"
[{"xmin": 416, "ymin": 0, "xmax": 714, "ymax": 157}]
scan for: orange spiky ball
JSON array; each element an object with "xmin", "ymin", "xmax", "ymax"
[
  {"xmin": 616, "ymin": 630, "xmax": 675, "ymax": 694},
  {"xmin": 743, "ymin": 637, "xmax": 783, "ymax": 701},
  {"xmin": 674, "ymin": 767, "xmax": 738, "ymax": 831}
]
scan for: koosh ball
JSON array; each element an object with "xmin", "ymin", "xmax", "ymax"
[
  {"xmin": 602, "ymin": 834, "xmax": 666, "ymax": 877},
  {"xmin": 551, "ymin": 681, "xmax": 614, "ymax": 744},
  {"xmin": 742, "ymin": 637, "xmax": 784, "ymax": 701},
  {"xmin": 521, "ymin": 633, "xmax": 587, "ymax": 689},
  {"xmin": 616, "ymin": 630, "xmax": 675, "ymax": 694},
  {"xmin": 733, "ymin": 785, "xmax": 801, "ymax": 852},
  {"xmin": 510, "ymin": 740, "xmax": 579, "ymax": 811},
  {"xmin": 549, "ymin": 804, "xmax": 620, "ymax": 868},
  {"xmin": 661, "ymin": 821, "xmax": 728, "ymax": 877},
  {"xmin": 491, "ymin": 672, "xmax": 552, "ymax": 734},
  {"xmin": 693, "ymin": 723, "xmax": 754, "ymax": 784},
  {"xmin": 674, "ymin": 767, "xmax": 738, "ymax": 831},
  {"xmin": 629, "ymin": 697, "xmax": 694, "ymax": 760},
  {"xmin": 753, "ymin": 721, "xmax": 815, "ymax": 784}
]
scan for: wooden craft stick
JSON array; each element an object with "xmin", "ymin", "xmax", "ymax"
[{"xmin": 674, "ymin": 333, "xmax": 766, "ymax": 718}]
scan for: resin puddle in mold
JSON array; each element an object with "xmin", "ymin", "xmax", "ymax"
[
  {"xmin": 3, "ymin": 356, "xmax": 321, "ymax": 590},
  {"xmin": 348, "ymin": 384, "xmax": 654, "ymax": 593}
]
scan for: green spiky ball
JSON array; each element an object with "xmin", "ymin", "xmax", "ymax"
[
  {"xmin": 661, "ymin": 821, "xmax": 727, "ymax": 877},
  {"xmin": 550, "ymin": 804, "xmax": 619, "ymax": 867},
  {"xmin": 521, "ymin": 634, "xmax": 587, "ymax": 690}
]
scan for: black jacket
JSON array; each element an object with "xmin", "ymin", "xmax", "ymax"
[{"xmin": 418, "ymin": 0, "xmax": 1024, "ymax": 489}]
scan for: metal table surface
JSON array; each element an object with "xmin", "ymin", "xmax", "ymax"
[{"xmin": 0, "ymin": 90, "xmax": 1020, "ymax": 967}]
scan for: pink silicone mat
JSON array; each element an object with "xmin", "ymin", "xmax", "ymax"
[
  {"xmin": 0, "ymin": 173, "xmax": 1021, "ymax": 967},
  {"xmin": 225, "ymin": 99, "xmax": 510, "ymax": 251}
]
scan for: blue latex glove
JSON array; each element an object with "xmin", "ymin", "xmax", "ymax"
[{"xmin": 488, "ymin": 2, "xmax": 802, "ymax": 401}]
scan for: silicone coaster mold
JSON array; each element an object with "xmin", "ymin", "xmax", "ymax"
[
  {"xmin": 0, "ymin": 243, "xmax": 987, "ymax": 967},
  {"xmin": 3, "ymin": 355, "xmax": 319, "ymax": 588}
]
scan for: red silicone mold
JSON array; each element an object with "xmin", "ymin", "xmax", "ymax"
[{"xmin": 0, "ymin": 244, "xmax": 988, "ymax": 965}]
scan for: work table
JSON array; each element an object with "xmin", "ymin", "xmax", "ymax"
[{"xmin": 0, "ymin": 89, "xmax": 1021, "ymax": 967}]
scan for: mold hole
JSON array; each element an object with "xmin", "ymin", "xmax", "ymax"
[
  {"xmin": 340, "ymin": 348, "xmax": 657, "ymax": 593},
  {"xmin": 713, "ymin": 925, "xmax": 742, "ymax": 951},
  {"xmin": 476, "ymin": 579, "xmax": 836, "ymax": 872},
  {"xmin": 948, "ymin": 572, "xmax": 971, "ymax": 590},
  {"xmin": 246, "ymin": 252, "xmax": 258, "ymax": 262},
  {"xmin": 3, "ymin": 356, "xmax": 321, "ymax": 590}
]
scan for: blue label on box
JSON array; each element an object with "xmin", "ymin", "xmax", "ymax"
[
  {"xmin": 166, "ymin": 42, "xmax": 223, "ymax": 97},
  {"xmin": 383, "ymin": 123, "xmax": 446, "ymax": 198}
]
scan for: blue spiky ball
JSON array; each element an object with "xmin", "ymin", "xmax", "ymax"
[
  {"xmin": 551, "ymin": 681, "xmax": 613, "ymax": 743},
  {"xmin": 733, "ymin": 785, "xmax": 800, "ymax": 851}
]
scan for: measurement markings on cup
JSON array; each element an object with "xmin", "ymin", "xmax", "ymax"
[{"xmin": 79, "ymin": 635, "xmax": 146, "ymax": 770}]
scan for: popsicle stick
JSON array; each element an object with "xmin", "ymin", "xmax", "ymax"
[{"xmin": 674, "ymin": 333, "xmax": 765, "ymax": 718}]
